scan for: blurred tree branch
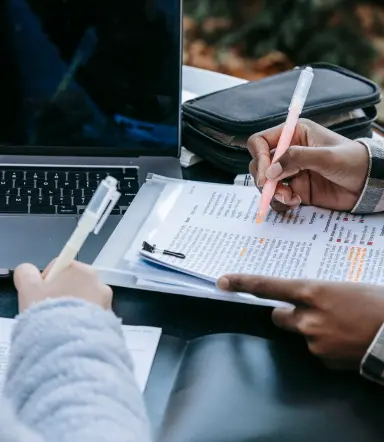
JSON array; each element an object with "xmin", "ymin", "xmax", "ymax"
[{"xmin": 183, "ymin": 0, "xmax": 383, "ymax": 86}]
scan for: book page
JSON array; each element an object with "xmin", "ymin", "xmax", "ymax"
[
  {"xmin": 140, "ymin": 181, "xmax": 384, "ymax": 285},
  {"xmin": 0, "ymin": 318, "xmax": 161, "ymax": 394},
  {"xmin": 0, "ymin": 318, "xmax": 12, "ymax": 394},
  {"xmin": 122, "ymin": 325, "xmax": 162, "ymax": 392}
]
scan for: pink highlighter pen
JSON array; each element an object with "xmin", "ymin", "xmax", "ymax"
[{"xmin": 255, "ymin": 66, "xmax": 314, "ymax": 223}]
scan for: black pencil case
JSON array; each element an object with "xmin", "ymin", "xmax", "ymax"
[{"xmin": 182, "ymin": 63, "xmax": 382, "ymax": 174}]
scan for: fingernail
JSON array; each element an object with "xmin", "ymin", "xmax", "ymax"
[
  {"xmin": 274, "ymin": 193, "xmax": 286, "ymax": 204},
  {"xmin": 255, "ymin": 173, "xmax": 266, "ymax": 187},
  {"xmin": 266, "ymin": 162, "xmax": 283, "ymax": 180},
  {"xmin": 217, "ymin": 277, "xmax": 230, "ymax": 291},
  {"xmin": 287, "ymin": 194, "xmax": 302, "ymax": 207},
  {"xmin": 256, "ymin": 177, "xmax": 265, "ymax": 187}
]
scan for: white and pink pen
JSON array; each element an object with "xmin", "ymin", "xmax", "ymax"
[{"xmin": 255, "ymin": 66, "xmax": 314, "ymax": 223}]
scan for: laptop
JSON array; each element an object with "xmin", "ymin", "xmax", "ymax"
[{"xmin": 0, "ymin": 0, "xmax": 183, "ymax": 272}]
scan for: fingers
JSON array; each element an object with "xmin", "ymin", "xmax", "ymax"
[
  {"xmin": 42, "ymin": 258, "xmax": 57, "ymax": 279},
  {"xmin": 272, "ymin": 307, "xmax": 299, "ymax": 333},
  {"xmin": 248, "ymin": 120, "xmax": 311, "ymax": 186},
  {"xmin": 103, "ymin": 284, "xmax": 113, "ymax": 310},
  {"xmin": 273, "ymin": 182, "xmax": 301, "ymax": 208},
  {"xmin": 14, "ymin": 263, "xmax": 42, "ymax": 292},
  {"xmin": 248, "ymin": 142, "xmax": 271, "ymax": 187},
  {"xmin": 216, "ymin": 274, "xmax": 311, "ymax": 305},
  {"xmin": 265, "ymin": 146, "xmax": 334, "ymax": 182}
]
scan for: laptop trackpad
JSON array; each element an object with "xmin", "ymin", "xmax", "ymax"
[{"xmin": 0, "ymin": 215, "xmax": 77, "ymax": 271}]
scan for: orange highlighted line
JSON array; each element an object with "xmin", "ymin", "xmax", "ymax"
[{"xmin": 255, "ymin": 210, "xmax": 265, "ymax": 224}]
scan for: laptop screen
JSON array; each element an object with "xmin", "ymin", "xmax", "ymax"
[{"xmin": 0, "ymin": 0, "xmax": 181, "ymax": 157}]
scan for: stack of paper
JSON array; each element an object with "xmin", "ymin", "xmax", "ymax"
[
  {"xmin": 180, "ymin": 147, "xmax": 203, "ymax": 168},
  {"xmin": 95, "ymin": 174, "xmax": 384, "ymax": 308}
]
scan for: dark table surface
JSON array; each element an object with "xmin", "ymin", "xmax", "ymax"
[{"xmin": 0, "ymin": 161, "xmax": 282, "ymax": 341}]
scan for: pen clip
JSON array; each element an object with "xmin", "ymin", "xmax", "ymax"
[{"xmin": 93, "ymin": 190, "xmax": 120, "ymax": 234}]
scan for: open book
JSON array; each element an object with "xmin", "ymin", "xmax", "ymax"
[
  {"xmin": 0, "ymin": 317, "xmax": 161, "ymax": 394},
  {"xmin": 95, "ymin": 175, "xmax": 384, "ymax": 307}
]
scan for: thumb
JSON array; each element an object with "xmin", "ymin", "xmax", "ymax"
[
  {"xmin": 266, "ymin": 146, "xmax": 334, "ymax": 181},
  {"xmin": 14, "ymin": 263, "xmax": 43, "ymax": 292}
]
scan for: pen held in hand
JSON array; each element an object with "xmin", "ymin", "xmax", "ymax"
[
  {"xmin": 255, "ymin": 67, "xmax": 314, "ymax": 223},
  {"xmin": 45, "ymin": 177, "xmax": 120, "ymax": 281}
]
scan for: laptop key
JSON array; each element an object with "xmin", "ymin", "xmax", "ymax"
[
  {"xmin": 47, "ymin": 171, "xmax": 66, "ymax": 180},
  {"xmin": 20, "ymin": 188, "xmax": 39, "ymax": 197},
  {"xmin": 57, "ymin": 179, "xmax": 75, "ymax": 189},
  {"xmin": 52, "ymin": 195, "xmax": 72, "ymax": 205},
  {"xmin": 40, "ymin": 189, "xmax": 57, "ymax": 197},
  {"xmin": 74, "ymin": 196, "xmax": 88, "ymax": 206},
  {"xmin": 9, "ymin": 195, "xmax": 28, "ymax": 205},
  {"xmin": 14, "ymin": 179, "xmax": 34, "ymax": 188},
  {"xmin": 30, "ymin": 205, "xmax": 56, "ymax": 214},
  {"xmin": 57, "ymin": 205, "xmax": 77, "ymax": 215},
  {"xmin": 88, "ymin": 171, "xmax": 108, "ymax": 180},
  {"xmin": 0, "ymin": 206, "xmax": 28, "ymax": 213},
  {"xmin": 5, "ymin": 171, "xmax": 24, "ymax": 180},
  {"xmin": 83, "ymin": 180, "xmax": 98, "ymax": 189},
  {"xmin": 26, "ymin": 170, "xmax": 45, "ymax": 180},
  {"xmin": 61, "ymin": 188, "xmax": 83, "ymax": 197},
  {"xmin": 30, "ymin": 196, "xmax": 51, "ymax": 211},
  {"xmin": 120, "ymin": 181, "xmax": 139, "ymax": 193},
  {"xmin": 0, "ymin": 188, "xmax": 18, "ymax": 196},
  {"xmin": 5, "ymin": 196, "xmax": 29, "ymax": 213},
  {"xmin": 83, "ymin": 189, "xmax": 96, "ymax": 197},
  {"xmin": 67, "ymin": 172, "xmax": 87, "ymax": 182},
  {"xmin": 36, "ymin": 179, "xmax": 54, "ymax": 189}
]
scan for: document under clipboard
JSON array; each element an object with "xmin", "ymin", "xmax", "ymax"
[
  {"xmin": 93, "ymin": 174, "xmax": 288, "ymax": 307},
  {"xmin": 94, "ymin": 173, "xmax": 384, "ymax": 308}
]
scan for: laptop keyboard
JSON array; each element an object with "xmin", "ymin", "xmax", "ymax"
[{"xmin": 0, "ymin": 167, "xmax": 139, "ymax": 215}]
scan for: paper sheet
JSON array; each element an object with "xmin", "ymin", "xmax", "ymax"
[
  {"xmin": 0, "ymin": 318, "xmax": 12, "ymax": 395},
  {"xmin": 120, "ymin": 179, "xmax": 282, "ymax": 306},
  {"xmin": 139, "ymin": 180, "xmax": 384, "ymax": 286},
  {"xmin": 0, "ymin": 318, "xmax": 161, "ymax": 394},
  {"xmin": 234, "ymin": 174, "xmax": 256, "ymax": 187},
  {"xmin": 121, "ymin": 325, "xmax": 161, "ymax": 392}
]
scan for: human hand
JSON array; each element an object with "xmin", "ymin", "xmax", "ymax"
[
  {"xmin": 248, "ymin": 119, "xmax": 369, "ymax": 212},
  {"xmin": 217, "ymin": 274, "xmax": 384, "ymax": 370},
  {"xmin": 14, "ymin": 260, "xmax": 113, "ymax": 312}
]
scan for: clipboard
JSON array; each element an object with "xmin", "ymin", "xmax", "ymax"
[{"xmin": 93, "ymin": 174, "xmax": 281, "ymax": 307}]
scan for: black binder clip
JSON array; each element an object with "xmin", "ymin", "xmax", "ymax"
[{"xmin": 142, "ymin": 241, "xmax": 186, "ymax": 259}]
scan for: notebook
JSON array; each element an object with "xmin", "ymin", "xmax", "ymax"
[
  {"xmin": 0, "ymin": 317, "xmax": 161, "ymax": 394},
  {"xmin": 94, "ymin": 174, "xmax": 384, "ymax": 307}
]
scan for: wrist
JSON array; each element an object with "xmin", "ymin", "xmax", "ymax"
[
  {"xmin": 352, "ymin": 137, "xmax": 384, "ymax": 214},
  {"xmin": 353, "ymin": 139, "xmax": 370, "ymax": 192}
]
